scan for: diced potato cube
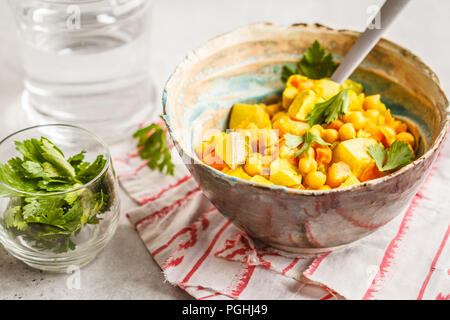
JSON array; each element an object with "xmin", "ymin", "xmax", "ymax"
[
  {"xmin": 266, "ymin": 103, "xmax": 281, "ymax": 117},
  {"xmin": 316, "ymin": 146, "xmax": 332, "ymax": 166},
  {"xmin": 341, "ymin": 79, "xmax": 364, "ymax": 94},
  {"xmin": 233, "ymin": 122, "xmax": 259, "ymax": 130},
  {"xmin": 195, "ymin": 141, "xmax": 211, "ymax": 159},
  {"xmin": 226, "ymin": 166, "xmax": 252, "ymax": 180},
  {"xmin": 250, "ymin": 175, "xmax": 274, "ymax": 185},
  {"xmin": 312, "ymin": 79, "xmax": 340, "ymax": 100},
  {"xmin": 364, "ymin": 122, "xmax": 384, "ymax": 142},
  {"xmin": 333, "ymin": 138, "xmax": 377, "ymax": 178},
  {"xmin": 215, "ymin": 132, "xmax": 247, "ymax": 168},
  {"xmin": 244, "ymin": 153, "xmax": 264, "ymax": 177},
  {"xmin": 282, "ymin": 87, "xmax": 299, "ymax": 109},
  {"xmin": 286, "ymin": 75, "xmax": 308, "ymax": 88},
  {"xmin": 202, "ymin": 152, "xmax": 228, "ymax": 171},
  {"xmin": 271, "ymin": 111, "xmax": 287, "ymax": 124},
  {"xmin": 239, "ymin": 128, "xmax": 278, "ymax": 154},
  {"xmin": 272, "ymin": 115, "xmax": 310, "ymax": 137},
  {"xmin": 287, "ymin": 89, "xmax": 317, "ymax": 121},
  {"xmin": 269, "ymin": 159, "xmax": 302, "ymax": 187},
  {"xmin": 340, "ymin": 175, "xmax": 360, "ymax": 187},
  {"xmin": 258, "ymin": 129, "xmax": 279, "ymax": 149},
  {"xmin": 356, "ymin": 129, "xmax": 372, "ymax": 139},
  {"xmin": 359, "ymin": 161, "xmax": 385, "ymax": 182},
  {"xmin": 229, "ymin": 104, "xmax": 271, "ymax": 129},
  {"xmin": 380, "ymin": 126, "xmax": 396, "ymax": 147},
  {"xmin": 222, "ymin": 166, "xmax": 231, "ymax": 173},
  {"xmin": 348, "ymin": 90, "xmax": 364, "ymax": 111},
  {"xmin": 363, "ymin": 95, "xmax": 386, "ymax": 112}
]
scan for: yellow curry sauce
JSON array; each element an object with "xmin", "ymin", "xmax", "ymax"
[{"xmin": 195, "ymin": 75, "xmax": 416, "ymax": 190}]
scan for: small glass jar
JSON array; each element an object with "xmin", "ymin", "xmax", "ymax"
[
  {"xmin": 7, "ymin": 0, "xmax": 155, "ymax": 142},
  {"xmin": 0, "ymin": 125, "xmax": 120, "ymax": 272}
]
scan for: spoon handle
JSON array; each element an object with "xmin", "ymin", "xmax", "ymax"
[{"xmin": 330, "ymin": 0, "xmax": 411, "ymax": 84}]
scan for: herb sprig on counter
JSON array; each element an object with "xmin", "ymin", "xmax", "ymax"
[
  {"xmin": 281, "ymin": 40, "xmax": 338, "ymax": 82},
  {"xmin": 368, "ymin": 140, "xmax": 415, "ymax": 172},
  {"xmin": 133, "ymin": 122, "xmax": 175, "ymax": 176},
  {"xmin": 0, "ymin": 137, "xmax": 110, "ymax": 253}
]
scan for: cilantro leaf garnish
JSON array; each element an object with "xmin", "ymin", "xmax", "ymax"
[
  {"xmin": 281, "ymin": 65, "xmax": 296, "ymax": 83},
  {"xmin": 298, "ymin": 40, "xmax": 337, "ymax": 79},
  {"xmin": 284, "ymin": 133, "xmax": 304, "ymax": 149},
  {"xmin": 367, "ymin": 144, "xmax": 386, "ymax": 170},
  {"xmin": 307, "ymin": 88, "xmax": 350, "ymax": 126},
  {"xmin": 4, "ymin": 206, "xmax": 28, "ymax": 231},
  {"xmin": 368, "ymin": 140, "xmax": 414, "ymax": 172},
  {"xmin": 76, "ymin": 155, "xmax": 107, "ymax": 183},
  {"xmin": 281, "ymin": 40, "xmax": 337, "ymax": 82},
  {"xmin": 40, "ymin": 137, "xmax": 76, "ymax": 178},
  {"xmin": 133, "ymin": 123, "xmax": 175, "ymax": 176},
  {"xmin": 0, "ymin": 136, "xmax": 111, "ymax": 253},
  {"xmin": 284, "ymin": 131, "xmax": 330, "ymax": 157}
]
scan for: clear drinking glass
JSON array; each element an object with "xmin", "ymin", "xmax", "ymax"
[
  {"xmin": 0, "ymin": 125, "xmax": 120, "ymax": 272},
  {"xmin": 7, "ymin": 0, "xmax": 155, "ymax": 142}
]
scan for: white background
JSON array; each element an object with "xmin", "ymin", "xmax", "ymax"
[{"xmin": 0, "ymin": 0, "xmax": 448, "ymax": 299}]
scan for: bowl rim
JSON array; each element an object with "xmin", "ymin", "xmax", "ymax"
[{"xmin": 162, "ymin": 22, "xmax": 450, "ymax": 195}]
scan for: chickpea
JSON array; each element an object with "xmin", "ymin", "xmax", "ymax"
[
  {"xmin": 310, "ymin": 125, "xmax": 323, "ymax": 137},
  {"xmin": 266, "ymin": 103, "xmax": 281, "ymax": 117},
  {"xmin": 299, "ymin": 147, "xmax": 315, "ymax": 160},
  {"xmin": 287, "ymin": 75, "xmax": 305, "ymax": 88},
  {"xmin": 365, "ymin": 109, "xmax": 381, "ymax": 124},
  {"xmin": 298, "ymin": 157, "xmax": 318, "ymax": 175},
  {"xmin": 394, "ymin": 122, "xmax": 408, "ymax": 134},
  {"xmin": 396, "ymin": 132, "xmax": 415, "ymax": 147},
  {"xmin": 363, "ymin": 95, "xmax": 381, "ymax": 110},
  {"xmin": 327, "ymin": 162, "xmax": 352, "ymax": 188},
  {"xmin": 339, "ymin": 123, "xmax": 356, "ymax": 141},
  {"xmin": 327, "ymin": 119, "xmax": 344, "ymax": 131},
  {"xmin": 345, "ymin": 111, "xmax": 367, "ymax": 130},
  {"xmin": 321, "ymin": 129, "xmax": 339, "ymax": 143},
  {"xmin": 305, "ymin": 171, "xmax": 327, "ymax": 189},
  {"xmin": 278, "ymin": 143, "xmax": 298, "ymax": 166},
  {"xmin": 380, "ymin": 126, "xmax": 396, "ymax": 147}
]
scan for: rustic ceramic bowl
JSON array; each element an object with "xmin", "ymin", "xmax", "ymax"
[{"xmin": 162, "ymin": 23, "xmax": 449, "ymax": 253}]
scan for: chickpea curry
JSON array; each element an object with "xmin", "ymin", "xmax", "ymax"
[{"xmin": 195, "ymin": 46, "xmax": 416, "ymax": 190}]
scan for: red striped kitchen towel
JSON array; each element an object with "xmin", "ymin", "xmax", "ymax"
[{"xmin": 113, "ymin": 122, "xmax": 449, "ymax": 300}]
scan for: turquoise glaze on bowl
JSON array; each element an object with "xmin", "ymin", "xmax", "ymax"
[{"xmin": 163, "ymin": 23, "xmax": 449, "ymax": 253}]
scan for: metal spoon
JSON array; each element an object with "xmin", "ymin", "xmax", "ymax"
[{"xmin": 331, "ymin": 0, "xmax": 411, "ymax": 84}]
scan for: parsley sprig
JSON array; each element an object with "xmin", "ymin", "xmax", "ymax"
[
  {"xmin": 0, "ymin": 137, "xmax": 111, "ymax": 253},
  {"xmin": 281, "ymin": 40, "xmax": 338, "ymax": 82},
  {"xmin": 368, "ymin": 140, "xmax": 414, "ymax": 171},
  {"xmin": 285, "ymin": 131, "xmax": 330, "ymax": 157},
  {"xmin": 133, "ymin": 123, "xmax": 175, "ymax": 176},
  {"xmin": 306, "ymin": 88, "xmax": 350, "ymax": 126}
]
